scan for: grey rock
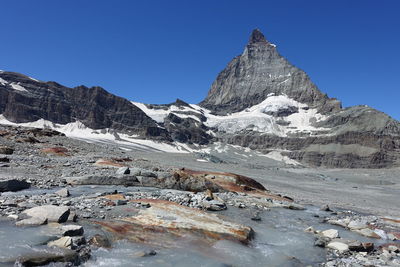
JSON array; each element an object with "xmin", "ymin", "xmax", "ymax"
[
  {"xmin": 134, "ymin": 249, "xmax": 157, "ymax": 257},
  {"xmin": 66, "ymin": 175, "xmax": 138, "ymax": 186},
  {"xmin": 16, "ymin": 217, "xmax": 48, "ymax": 226},
  {"xmin": 116, "ymin": 199, "xmax": 128, "ymax": 206},
  {"xmin": 321, "ymin": 204, "xmax": 332, "ymax": 212},
  {"xmin": 314, "ymin": 236, "xmax": 330, "ymax": 247},
  {"xmin": 88, "ymin": 234, "xmax": 111, "ymax": 248},
  {"xmin": 202, "ymin": 200, "xmax": 227, "ymax": 211},
  {"xmin": 55, "ymin": 188, "xmax": 70, "ymax": 197},
  {"xmin": 21, "ymin": 205, "xmax": 70, "ymax": 223},
  {"xmin": 116, "ymin": 167, "xmax": 130, "ymax": 175},
  {"xmin": 287, "ymin": 203, "xmax": 305, "ymax": 210},
  {"xmin": 251, "ymin": 211, "xmax": 262, "ymax": 221},
  {"xmin": 48, "ymin": 236, "xmax": 73, "ymax": 248}
]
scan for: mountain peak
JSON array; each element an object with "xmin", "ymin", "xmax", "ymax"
[{"xmin": 248, "ymin": 29, "xmax": 267, "ymax": 44}]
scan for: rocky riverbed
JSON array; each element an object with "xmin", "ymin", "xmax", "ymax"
[{"xmin": 0, "ymin": 125, "xmax": 399, "ymax": 266}]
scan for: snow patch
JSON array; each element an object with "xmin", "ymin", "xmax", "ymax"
[
  {"xmin": 259, "ymin": 150, "xmax": 300, "ymax": 166},
  {"xmin": 0, "ymin": 77, "xmax": 8, "ymax": 85},
  {"xmin": 29, "ymin": 76, "xmax": 40, "ymax": 82},
  {"xmin": 10, "ymin": 82, "xmax": 28, "ymax": 92},
  {"xmin": 0, "ymin": 115, "xmax": 190, "ymax": 154},
  {"xmin": 194, "ymin": 95, "xmax": 328, "ymax": 136},
  {"xmin": 132, "ymin": 101, "xmax": 202, "ymax": 123}
]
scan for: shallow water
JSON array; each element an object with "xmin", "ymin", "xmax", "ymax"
[{"xmin": 0, "ymin": 186, "xmax": 391, "ymax": 266}]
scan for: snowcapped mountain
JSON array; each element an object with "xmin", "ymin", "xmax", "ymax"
[{"xmin": 1, "ymin": 29, "xmax": 400, "ymax": 168}]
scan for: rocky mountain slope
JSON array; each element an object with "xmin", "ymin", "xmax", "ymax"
[
  {"xmin": 0, "ymin": 72, "xmax": 168, "ymax": 139},
  {"xmin": 1, "ymin": 29, "xmax": 400, "ymax": 168}
]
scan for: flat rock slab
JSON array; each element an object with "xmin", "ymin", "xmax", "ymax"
[
  {"xmin": 16, "ymin": 217, "xmax": 48, "ymax": 226},
  {"xmin": 20, "ymin": 205, "xmax": 70, "ymax": 223},
  {"xmin": 0, "ymin": 179, "xmax": 30, "ymax": 192},
  {"xmin": 94, "ymin": 199, "xmax": 253, "ymax": 248},
  {"xmin": 66, "ymin": 175, "xmax": 138, "ymax": 186},
  {"xmin": 2, "ymin": 249, "xmax": 77, "ymax": 266}
]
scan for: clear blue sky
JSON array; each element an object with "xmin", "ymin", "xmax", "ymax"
[{"xmin": 1, "ymin": 0, "xmax": 399, "ymax": 120}]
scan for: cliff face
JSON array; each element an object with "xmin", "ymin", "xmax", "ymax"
[
  {"xmin": 0, "ymin": 71, "xmax": 168, "ymax": 139},
  {"xmin": 200, "ymin": 29, "xmax": 341, "ymax": 115}
]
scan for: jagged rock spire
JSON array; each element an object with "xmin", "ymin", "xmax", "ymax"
[{"xmin": 248, "ymin": 29, "xmax": 267, "ymax": 44}]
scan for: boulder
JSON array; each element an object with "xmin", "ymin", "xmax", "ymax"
[
  {"xmin": 321, "ymin": 229, "xmax": 339, "ymax": 239},
  {"xmin": 116, "ymin": 167, "xmax": 130, "ymax": 175},
  {"xmin": 48, "ymin": 236, "xmax": 73, "ymax": 248},
  {"xmin": 0, "ymin": 179, "xmax": 30, "ymax": 192},
  {"xmin": 327, "ymin": 242, "xmax": 349, "ymax": 252},
  {"xmin": 348, "ymin": 220, "xmax": 367, "ymax": 230},
  {"xmin": 55, "ymin": 188, "xmax": 70, "ymax": 197},
  {"xmin": 20, "ymin": 205, "xmax": 70, "ymax": 223},
  {"xmin": 61, "ymin": 225, "xmax": 84, "ymax": 236},
  {"xmin": 202, "ymin": 200, "xmax": 227, "ymax": 211},
  {"xmin": 354, "ymin": 228, "xmax": 381, "ymax": 239},
  {"xmin": 16, "ymin": 217, "xmax": 48, "ymax": 226},
  {"xmin": 373, "ymin": 229, "xmax": 387, "ymax": 239},
  {"xmin": 320, "ymin": 204, "xmax": 332, "ymax": 212},
  {"xmin": 88, "ymin": 234, "xmax": 112, "ymax": 248}
]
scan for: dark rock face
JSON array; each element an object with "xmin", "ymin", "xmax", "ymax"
[
  {"xmin": 0, "ymin": 179, "xmax": 31, "ymax": 192},
  {"xmin": 0, "ymin": 72, "xmax": 168, "ymax": 139},
  {"xmin": 163, "ymin": 113, "xmax": 212, "ymax": 145},
  {"xmin": 200, "ymin": 29, "xmax": 341, "ymax": 115}
]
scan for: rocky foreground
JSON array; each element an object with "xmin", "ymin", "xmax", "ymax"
[{"xmin": 0, "ymin": 124, "xmax": 399, "ymax": 266}]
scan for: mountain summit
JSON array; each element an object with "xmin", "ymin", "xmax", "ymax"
[
  {"xmin": 200, "ymin": 29, "xmax": 341, "ymax": 115},
  {"xmin": 248, "ymin": 29, "xmax": 268, "ymax": 44}
]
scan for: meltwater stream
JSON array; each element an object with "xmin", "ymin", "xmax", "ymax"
[{"xmin": 0, "ymin": 186, "xmax": 387, "ymax": 267}]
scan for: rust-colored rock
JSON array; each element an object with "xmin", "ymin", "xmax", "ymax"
[
  {"xmin": 94, "ymin": 199, "xmax": 253, "ymax": 248},
  {"xmin": 41, "ymin": 147, "xmax": 69, "ymax": 156},
  {"xmin": 173, "ymin": 169, "xmax": 290, "ymax": 201},
  {"xmin": 94, "ymin": 158, "xmax": 126, "ymax": 168},
  {"xmin": 100, "ymin": 194, "xmax": 126, "ymax": 201}
]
